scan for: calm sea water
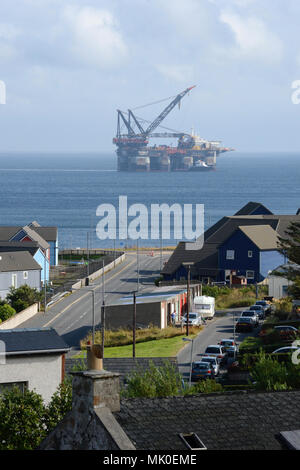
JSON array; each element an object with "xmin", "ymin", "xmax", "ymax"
[{"xmin": 0, "ymin": 151, "xmax": 299, "ymax": 249}]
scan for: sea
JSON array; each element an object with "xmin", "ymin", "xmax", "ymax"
[{"xmin": 0, "ymin": 151, "xmax": 299, "ymax": 249}]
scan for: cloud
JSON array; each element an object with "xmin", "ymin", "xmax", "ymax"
[
  {"xmin": 61, "ymin": 5, "xmax": 128, "ymax": 69},
  {"xmin": 0, "ymin": 23, "xmax": 20, "ymax": 61},
  {"xmin": 219, "ymin": 11, "xmax": 283, "ymax": 63},
  {"xmin": 156, "ymin": 64, "xmax": 195, "ymax": 83}
]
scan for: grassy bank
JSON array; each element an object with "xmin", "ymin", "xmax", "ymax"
[
  {"xmin": 80, "ymin": 325, "xmax": 202, "ymax": 349},
  {"xmin": 75, "ymin": 332, "xmax": 199, "ymax": 358},
  {"xmin": 202, "ymin": 285, "xmax": 267, "ymax": 309}
]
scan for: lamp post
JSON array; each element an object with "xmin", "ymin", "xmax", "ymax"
[
  {"xmin": 131, "ymin": 290, "xmax": 138, "ymax": 359},
  {"xmin": 182, "ymin": 337, "xmax": 194, "ymax": 388},
  {"xmin": 182, "ymin": 262, "xmax": 194, "ymax": 336}
]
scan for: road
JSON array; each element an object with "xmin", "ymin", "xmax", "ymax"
[
  {"xmin": 178, "ymin": 310, "xmax": 260, "ymax": 381},
  {"xmin": 19, "ymin": 251, "xmax": 170, "ymax": 348}
]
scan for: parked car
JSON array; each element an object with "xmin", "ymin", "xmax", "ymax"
[
  {"xmin": 274, "ymin": 325, "xmax": 299, "ymax": 340},
  {"xmin": 240, "ymin": 310, "xmax": 259, "ymax": 327},
  {"xmin": 191, "ymin": 362, "xmax": 215, "ymax": 381},
  {"xmin": 203, "ymin": 345, "xmax": 228, "ymax": 364},
  {"xmin": 199, "ymin": 356, "xmax": 220, "ymax": 376},
  {"xmin": 182, "ymin": 312, "xmax": 203, "ymax": 326},
  {"xmin": 236, "ymin": 317, "xmax": 254, "ymax": 332},
  {"xmin": 255, "ymin": 300, "xmax": 272, "ymax": 315},
  {"xmin": 249, "ymin": 304, "xmax": 265, "ymax": 320},
  {"xmin": 218, "ymin": 339, "xmax": 238, "ymax": 357}
]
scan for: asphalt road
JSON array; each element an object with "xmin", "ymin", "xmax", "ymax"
[
  {"xmin": 19, "ymin": 250, "xmax": 170, "ymax": 348},
  {"xmin": 178, "ymin": 310, "xmax": 261, "ymax": 382}
]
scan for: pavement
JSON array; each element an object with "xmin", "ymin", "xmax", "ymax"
[{"xmin": 18, "ymin": 250, "xmax": 170, "ymax": 348}]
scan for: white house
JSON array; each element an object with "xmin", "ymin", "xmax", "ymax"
[
  {"xmin": 268, "ymin": 264, "xmax": 299, "ymax": 299},
  {"xmin": 0, "ymin": 328, "xmax": 70, "ymax": 404}
]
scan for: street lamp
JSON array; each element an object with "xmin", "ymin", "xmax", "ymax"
[
  {"xmin": 182, "ymin": 262, "xmax": 194, "ymax": 336},
  {"xmin": 182, "ymin": 337, "xmax": 194, "ymax": 388}
]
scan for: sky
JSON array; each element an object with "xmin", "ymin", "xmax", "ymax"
[{"xmin": 0, "ymin": 0, "xmax": 300, "ymax": 153}]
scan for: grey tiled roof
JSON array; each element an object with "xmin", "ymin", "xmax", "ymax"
[
  {"xmin": 234, "ymin": 201, "xmax": 273, "ymax": 216},
  {"xmin": 0, "ymin": 328, "xmax": 70, "ymax": 355},
  {"xmin": 115, "ymin": 390, "xmax": 300, "ymax": 450},
  {"xmin": 66, "ymin": 357, "xmax": 178, "ymax": 382},
  {"xmin": 0, "ymin": 250, "xmax": 41, "ymax": 272}
]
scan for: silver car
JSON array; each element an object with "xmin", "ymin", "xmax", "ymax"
[
  {"xmin": 240, "ymin": 310, "xmax": 259, "ymax": 327},
  {"xmin": 200, "ymin": 356, "xmax": 220, "ymax": 376},
  {"xmin": 182, "ymin": 312, "xmax": 203, "ymax": 326}
]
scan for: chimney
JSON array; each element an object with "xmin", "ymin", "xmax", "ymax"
[{"xmin": 71, "ymin": 369, "xmax": 121, "ymax": 414}]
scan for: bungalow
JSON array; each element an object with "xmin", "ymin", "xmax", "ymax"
[
  {"xmin": 0, "ymin": 328, "xmax": 70, "ymax": 404},
  {"xmin": 0, "ymin": 251, "xmax": 41, "ymax": 299}
]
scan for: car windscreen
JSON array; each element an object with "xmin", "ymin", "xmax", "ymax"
[
  {"xmin": 205, "ymin": 347, "xmax": 220, "ymax": 354},
  {"xmin": 242, "ymin": 312, "xmax": 254, "ymax": 316},
  {"xmin": 189, "ymin": 314, "xmax": 197, "ymax": 319},
  {"xmin": 193, "ymin": 363, "xmax": 209, "ymax": 370}
]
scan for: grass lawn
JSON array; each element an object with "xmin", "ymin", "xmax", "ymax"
[{"xmin": 73, "ymin": 333, "xmax": 196, "ymax": 358}]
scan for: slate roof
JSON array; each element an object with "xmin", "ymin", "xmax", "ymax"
[
  {"xmin": 22, "ymin": 225, "xmax": 49, "ymax": 250},
  {"xmin": 0, "ymin": 241, "xmax": 39, "ymax": 257},
  {"xmin": 239, "ymin": 225, "xmax": 279, "ymax": 250},
  {"xmin": 0, "ymin": 251, "xmax": 41, "ymax": 272},
  {"xmin": 0, "ymin": 224, "xmax": 57, "ymax": 244},
  {"xmin": 31, "ymin": 226, "xmax": 58, "ymax": 242},
  {"xmin": 234, "ymin": 201, "xmax": 273, "ymax": 216},
  {"xmin": 115, "ymin": 390, "xmax": 300, "ymax": 450},
  {"xmin": 0, "ymin": 328, "xmax": 70, "ymax": 355}
]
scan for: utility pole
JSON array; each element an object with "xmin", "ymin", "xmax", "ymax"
[
  {"xmin": 182, "ymin": 262, "xmax": 194, "ymax": 337},
  {"xmin": 44, "ymin": 252, "xmax": 47, "ymax": 314},
  {"xmin": 87, "ymin": 232, "xmax": 90, "ymax": 277},
  {"xmin": 160, "ymin": 228, "xmax": 163, "ymax": 272},
  {"xmin": 92, "ymin": 290, "xmax": 95, "ymax": 344},
  {"xmin": 137, "ymin": 239, "xmax": 140, "ymax": 291},
  {"xmin": 101, "ymin": 300, "xmax": 105, "ymax": 359},
  {"xmin": 133, "ymin": 291, "xmax": 137, "ymax": 358}
]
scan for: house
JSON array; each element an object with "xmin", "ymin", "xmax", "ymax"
[
  {"xmin": 162, "ymin": 202, "xmax": 300, "ymax": 285},
  {"xmin": 0, "ymin": 251, "xmax": 42, "ymax": 299},
  {"xmin": 267, "ymin": 264, "xmax": 300, "ymax": 299},
  {"xmin": 0, "ymin": 328, "xmax": 70, "ymax": 404},
  {"xmin": 39, "ymin": 367, "xmax": 300, "ymax": 450},
  {"xmin": 0, "ymin": 221, "xmax": 58, "ymax": 267}
]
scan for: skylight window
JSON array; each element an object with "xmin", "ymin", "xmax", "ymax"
[{"xmin": 179, "ymin": 433, "xmax": 207, "ymax": 450}]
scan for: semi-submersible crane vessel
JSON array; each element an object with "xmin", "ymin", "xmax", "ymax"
[{"xmin": 113, "ymin": 86, "xmax": 233, "ymax": 172}]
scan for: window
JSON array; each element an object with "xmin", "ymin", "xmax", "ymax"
[
  {"xmin": 248, "ymin": 250, "xmax": 253, "ymax": 258},
  {"xmin": 179, "ymin": 433, "xmax": 207, "ymax": 450},
  {"xmin": 0, "ymin": 381, "xmax": 28, "ymax": 396},
  {"xmin": 11, "ymin": 274, "xmax": 17, "ymax": 288},
  {"xmin": 23, "ymin": 271, "xmax": 28, "ymax": 280},
  {"xmin": 246, "ymin": 270, "xmax": 255, "ymax": 279},
  {"xmin": 226, "ymin": 250, "xmax": 235, "ymax": 260}
]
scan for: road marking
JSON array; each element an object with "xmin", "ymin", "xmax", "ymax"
[{"xmin": 44, "ymin": 258, "xmax": 136, "ymax": 327}]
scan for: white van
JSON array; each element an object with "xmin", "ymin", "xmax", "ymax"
[{"xmin": 193, "ymin": 296, "xmax": 215, "ymax": 319}]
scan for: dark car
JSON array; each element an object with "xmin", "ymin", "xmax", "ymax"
[
  {"xmin": 236, "ymin": 317, "xmax": 254, "ymax": 332},
  {"xmin": 255, "ymin": 300, "xmax": 272, "ymax": 315},
  {"xmin": 191, "ymin": 362, "xmax": 215, "ymax": 381}
]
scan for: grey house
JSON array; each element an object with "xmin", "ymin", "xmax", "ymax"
[{"xmin": 0, "ymin": 251, "xmax": 41, "ymax": 299}]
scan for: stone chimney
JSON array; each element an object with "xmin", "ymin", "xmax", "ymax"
[{"xmin": 71, "ymin": 369, "xmax": 121, "ymax": 413}]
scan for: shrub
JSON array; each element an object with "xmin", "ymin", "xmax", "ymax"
[
  {"xmin": 6, "ymin": 285, "xmax": 42, "ymax": 313},
  {"xmin": 184, "ymin": 379, "xmax": 224, "ymax": 395},
  {"xmin": 0, "ymin": 387, "xmax": 47, "ymax": 450},
  {"xmin": 0, "ymin": 304, "xmax": 16, "ymax": 322},
  {"xmin": 250, "ymin": 351, "xmax": 291, "ymax": 391},
  {"xmin": 44, "ymin": 379, "xmax": 72, "ymax": 433},
  {"xmin": 122, "ymin": 361, "xmax": 183, "ymax": 398}
]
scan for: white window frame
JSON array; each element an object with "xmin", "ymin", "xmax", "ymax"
[
  {"xmin": 23, "ymin": 271, "xmax": 28, "ymax": 280},
  {"xmin": 248, "ymin": 250, "xmax": 253, "ymax": 258},
  {"xmin": 246, "ymin": 270, "xmax": 255, "ymax": 279},
  {"xmin": 226, "ymin": 250, "xmax": 235, "ymax": 260},
  {"xmin": 11, "ymin": 274, "xmax": 17, "ymax": 288}
]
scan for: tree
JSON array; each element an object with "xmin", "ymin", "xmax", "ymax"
[
  {"xmin": 0, "ymin": 387, "xmax": 47, "ymax": 450},
  {"xmin": 44, "ymin": 378, "xmax": 72, "ymax": 433},
  {"xmin": 6, "ymin": 285, "xmax": 42, "ymax": 313},
  {"xmin": 0, "ymin": 304, "xmax": 16, "ymax": 322},
  {"xmin": 277, "ymin": 221, "xmax": 300, "ymax": 299}
]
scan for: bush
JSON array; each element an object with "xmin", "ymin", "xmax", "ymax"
[
  {"xmin": 250, "ymin": 351, "xmax": 291, "ymax": 391},
  {"xmin": 44, "ymin": 379, "xmax": 72, "ymax": 433},
  {"xmin": 0, "ymin": 304, "xmax": 16, "ymax": 322},
  {"xmin": 184, "ymin": 379, "xmax": 224, "ymax": 395},
  {"xmin": 6, "ymin": 285, "xmax": 42, "ymax": 313},
  {"xmin": 0, "ymin": 387, "xmax": 47, "ymax": 450},
  {"xmin": 122, "ymin": 361, "xmax": 183, "ymax": 398}
]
